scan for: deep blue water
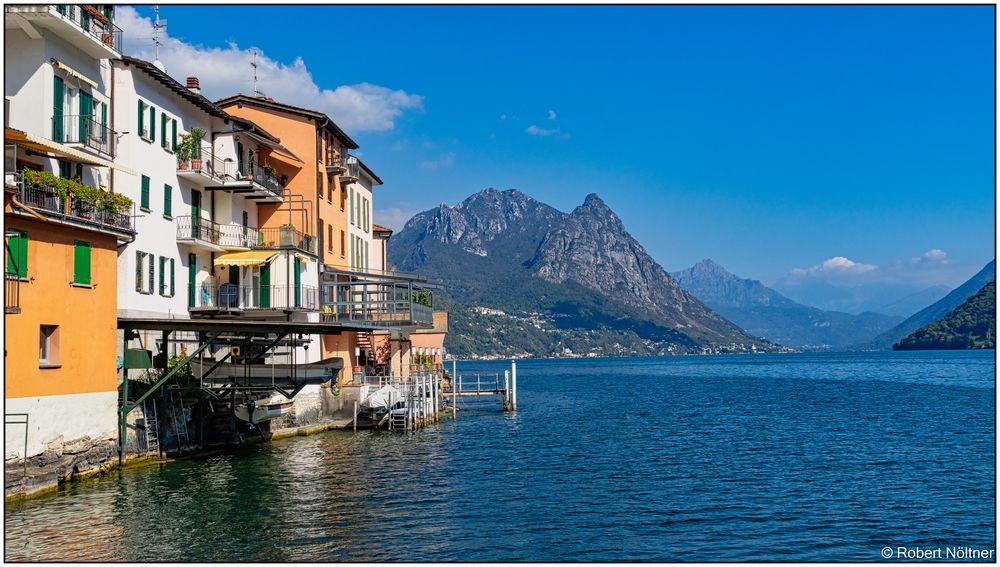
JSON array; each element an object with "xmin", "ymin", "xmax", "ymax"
[{"xmin": 4, "ymin": 351, "xmax": 995, "ymax": 561}]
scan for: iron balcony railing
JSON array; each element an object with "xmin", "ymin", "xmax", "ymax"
[
  {"xmin": 175, "ymin": 216, "xmax": 261, "ymax": 249},
  {"xmin": 321, "ymin": 280, "xmax": 435, "ymax": 328},
  {"xmin": 325, "ymin": 149, "xmax": 346, "ymax": 171},
  {"xmin": 176, "ymin": 148, "xmax": 233, "ymax": 182},
  {"xmin": 53, "ymin": 5, "xmax": 123, "ymax": 53},
  {"xmin": 52, "ymin": 114, "xmax": 116, "ymax": 157},
  {"xmin": 17, "ymin": 179, "xmax": 135, "ymax": 235},
  {"xmin": 5, "ymin": 272, "xmax": 20, "ymax": 315},
  {"xmin": 190, "ymin": 283, "xmax": 319, "ymax": 312},
  {"xmin": 256, "ymin": 226, "xmax": 317, "ymax": 255},
  {"xmin": 244, "ymin": 161, "xmax": 282, "ymax": 198},
  {"xmin": 339, "ymin": 155, "xmax": 360, "ymax": 183}
]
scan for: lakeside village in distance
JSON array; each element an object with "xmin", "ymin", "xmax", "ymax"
[{"xmin": 3, "ymin": 4, "xmax": 467, "ymax": 501}]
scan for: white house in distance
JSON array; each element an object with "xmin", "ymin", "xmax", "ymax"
[
  {"xmin": 345, "ymin": 159, "xmax": 381, "ymax": 271},
  {"xmin": 112, "ymin": 56, "xmax": 321, "ymax": 363}
]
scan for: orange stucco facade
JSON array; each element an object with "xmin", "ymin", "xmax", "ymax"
[{"xmin": 4, "ymin": 211, "xmax": 119, "ymax": 399}]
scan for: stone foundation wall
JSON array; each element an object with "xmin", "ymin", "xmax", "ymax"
[{"xmin": 4, "ymin": 434, "xmax": 118, "ymax": 501}]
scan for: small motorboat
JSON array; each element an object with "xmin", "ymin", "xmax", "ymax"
[{"xmin": 234, "ymin": 399, "xmax": 294, "ymax": 424}]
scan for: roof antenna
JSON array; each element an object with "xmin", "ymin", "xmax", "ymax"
[
  {"xmin": 152, "ymin": 5, "xmax": 167, "ymax": 71},
  {"xmin": 251, "ymin": 49, "xmax": 265, "ymax": 98}
]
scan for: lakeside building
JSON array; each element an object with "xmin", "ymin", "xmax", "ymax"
[
  {"xmin": 4, "ymin": 4, "xmax": 132, "ymax": 490},
  {"xmin": 4, "ymin": 4, "xmax": 447, "ymax": 500}
]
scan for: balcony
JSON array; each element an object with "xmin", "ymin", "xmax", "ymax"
[
  {"xmin": 256, "ymin": 226, "xmax": 317, "ymax": 255},
  {"xmin": 175, "ymin": 216, "xmax": 261, "ymax": 251},
  {"xmin": 176, "ymin": 149, "xmax": 233, "ymax": 187},
  {"xmin": 224, "ymin": 161, "xmax": 283, "ymax": 203},
  {"xmin": 338, "ymin": 155, "xmax": 360, "ymax": 186},
  {"xmin": 52, "ymin": 114, "xmax": 116, "ymax": 158},
  {"xmin": 321, "ymin": 279, "xmax": 436, "ymax": 329},
  {"xmin": 14, "ymin": 175, "xmax": 135, "ymax": 239},
  {"xmin": 189, "ymin": 283, "xmax": 319, "ymax": 315},
  {"xmin": 5, "ymin": 5, "xmax": 122, "ymax": 58},
  {"xmin": 325, "ymin": 149, "xmax": 346, "ymax": 174}
]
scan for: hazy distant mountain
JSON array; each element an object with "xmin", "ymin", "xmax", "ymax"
[
  {"xmin": 390, "ymin": 189, "xmax": 776, "ymax": 357},
  {"xmin": 894, "ymin": 282, "xmax": 995, "ymax": 350},
  {"xmin": 875, "ymin": 285, "xmax": 952, "ymax": 318},
  {"xmin": 672, "ymin": 259, "xmax": 902, "ymax": 348},
  {"xmin": 865, "ymin": 260, "xmax": 996, "ymax": 350}
]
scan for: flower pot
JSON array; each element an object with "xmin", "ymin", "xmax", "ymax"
[
  {"xmin": 178, "ymin": 162, "xmax": 189, "ymax": 170},
  {"xmin": 191, "ymin": 159, "xmax": 202, "ymax": 170}
]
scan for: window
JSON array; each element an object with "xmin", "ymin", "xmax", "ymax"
[
  {"xmin": 73, "ymin": 240, "xmax": 91, "ymax": 285},
  {"xmin": 6, "ymin": 229, "xmax": 27, "ymax": 279},
  {"xmin": 160, "ymin": 113, "xmax": 168, "ymax": 149},
  {"xmin": 140, "ymin": 175, "xmax": 150, "ymax": 211},
  {"xmin": 163, "ymin": 184, "xmax": 172, "ymax": 218},
  {"xmin": 340, "ymin": 230, "xmax": 346, "ymax": 257},
  {"xmin": 135, "ymin": 251, "xmax": 154, "ymax": 294},
  {"xmin": 327, "ymin": 225, "xmax": 333, "ymax": 252},
  {"xmin": 148, "ymin": 105, "xmax": 156, "ymax": 143},
  {"xmin": 340, "ymin": 184, "xmax": 346, "ymax": 211},
  {"xmin": 349, "ymin": 188, "xmax": 355, "ymax": 225},
  {"xmin": 327, "ymin": 178, "xmax": 333, "ymax": 202},
  {"xmin": 137, "ymin": 99, "xmax": 148, "ymax": 140},
  {"xmin": 158, "ymin": 256, "xmax": 175, "ymax": 297},
  {"xmin": 363, "ymin": 197, "xmax": 369, "ymax": 232},
  {"xmin": 39, "ymin": 325, "xmax": 59, "ymax": 367}
]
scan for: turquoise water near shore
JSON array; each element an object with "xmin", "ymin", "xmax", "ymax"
[{"xmin": 4, "ymin": 351, "xmax": 995, "ymax": 561}]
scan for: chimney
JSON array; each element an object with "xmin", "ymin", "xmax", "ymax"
[{"xmin": 186, "ymin": 77, "xmax": 200, "ymax": 94}]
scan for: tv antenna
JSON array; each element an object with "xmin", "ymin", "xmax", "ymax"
[
  {"xmin": 251, "ymin": 49, "xmax": 265, "ymax": 98},
  {"xmin": 152, "ymin": 5, "xmax": 167, "ymax": 65}
]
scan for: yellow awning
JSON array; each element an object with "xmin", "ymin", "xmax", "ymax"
[
  {"xmin": 214, "ymin": 250, "xmax": 277, "ymax": 267},
  {"xmin": 295, "ymin": 253, "xmax": 313, "ymax": 264},
  {"xmin": 51, "ymin": 58, "xmax": 98, "ymax": 89},
  {"xmin": 5, "ymin": 128, "xmax": 137, "ymax": 176}
]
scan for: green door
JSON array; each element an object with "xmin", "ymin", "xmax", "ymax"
[
  {"xmin": 190, "ymin": 190, "xmax": 201, "ymax": 238},
  {"xmin": 53, "ymin": 76, "xmax": 64, "ymax": 142},
  {"xmin": 259, "ymin": 263, "xmax": 270, "ymax": 309},
  {"xmin": 229, "ymin": 265, "xmax": 240, "ymax": 285},
  {"xmin": 294, "ymin": 258, "xmax": 301, "ymax": 308},
  {"xmin": 187, "ymin": 253, "xmax": 197, "ymax": 308},
  {"xmin": 79, "ymin": 90, "xmax": 93, "ymax": 143}
]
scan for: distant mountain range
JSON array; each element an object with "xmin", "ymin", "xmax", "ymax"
[
  {"xmin": 894, "ymin": 282, "xmax": 995, "ymax": 350},
  {"xmin": 671, "ymin": 259, "xmax": 902, "ymax": 349},
  {"xmin": 864, "ymin": 260, "xmax": 996, "ymax": 350},
  {"xmin": 390, "ymin": 189, "xmax": 777, "ymax": 358},
  {"xmin": 772, "ymin": 275, "xmax": 950, "ymax": 317}
]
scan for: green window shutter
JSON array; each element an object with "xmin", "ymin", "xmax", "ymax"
[
  {"xmin": 6, "ymin": 230, "xmax": 28, "ymax": 278},
  {"xmin": 73, "ymin": 240, "xmax": 91, "ymax": 285},
  {"xmin": 140, "ymin": 175, "xmax": 150, "ymax": 210},
  {"xmin": 149, "ymin": 106, "xmax": 156, "ymax": 143},
  {"xmin": 160, "ymin": 113, "xmax": 167, "ymax": 148},
  {"xmin": 260, "ymin": 263, "xmax": 271, "ymax": 309},
  {"xmin": 58, "ymin": 161, "xmax": 70, "ymax": 179},
  {"xmin": 294, "ymin": 258, "xmax": 301, "ymax": 308},
  {"xmin": 147, "ymin": 252, "xmax": 154, "ymax": 294},
  {"xmin": 135, "ymin": 251, "xmax": 144, "ymax": 292},
  {"xmin": 79, "ymin": 90, "xmax": 93, "ymax": 143},
  {"xmin": 350, "ymin": 189, "xmax": 354, "ymax": 224},
  {"xmin": 101, "ymin": 102, "xmax": 107, "ymax": 143},
  {"xmin": 169, "ymin": 258, "xmax": 175, "ymax": 297},
  {"xmin": 53, "ymin": 76, "xmax": 64, "ymax": 142},
  {"xmin": 163, "ymin": 184, "xmax": 172, "ymax": 217},
  {"xmin": 171, "ymin": 119, "xmax": 177, "ymax": 152},
  {"xmin": 159, "ymin": 256, "xmax": 166, "ymax": 295},
  {"xmin": 137, "ymin": 99, "xmax": 144, "ymax": 138},
  {"xmin": 187, "ymin": 253, "xmax": 196, "ymax": 308}
]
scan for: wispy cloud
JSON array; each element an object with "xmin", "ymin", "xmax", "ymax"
[
  {"xmin": 419, "ymin": 152, "xmax": 456, "ymax": 170},
  {"xmin": 377, "ymin": 207, "xmax": 420, "ymax": 232},
  {"xmin": 525, "ymin": 124, "xmax": 570, "ymax": 139},
  {"xmin": 547, "ymin": 109, "xmax": 557, "ymax": 121},
  {"xmin": 910, "ymin": 248, "xmax": 950, "ymax": 265},
  {"xmin": 116, "ymin": 7, "xmax": 423, "ymax": 132}
]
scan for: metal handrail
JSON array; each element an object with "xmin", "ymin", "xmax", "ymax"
[
  {"xmin": 339, "ymin": 155, "xmax": 360, "ymax": 180},
  {"xmin": 176, "ymin": 147, "xmax": 233, "ymax": 182},
  {"xmin": 52, "ymin": 5, "xmax": 123, "ymax": 53},
  {"xmin": 320, "ymin": 280, "xmax": 435, "ymax": 327},
  {"xmin": 175, "ymin": 215, "xmax": 220, "ymax": 244},
  {"xmin": 190, "ymin": 283, "xmax": 319, "ymax": 311},
  {"xmin": 246, "ymin": 161, "xmax": 282, "ymax": 197},
  {"xmin": 17, "ymin": 180, "xmax": 135, "ymax": 234},
  {"xmin": 52, "ymin": 114, "xmax": 116, "ymax": 157}
]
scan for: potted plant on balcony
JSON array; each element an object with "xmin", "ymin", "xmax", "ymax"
[
  {"xmin": 264, "ymin": 163, "xmax": 277, "ymax": 178},
  {"xmin": 177, "ymin": 127, "xmax": 206, "ymax": 170}
]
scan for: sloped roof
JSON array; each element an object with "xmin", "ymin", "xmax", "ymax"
[{"xmin": 214, "ymin": 94, "xmax": 359, "ymax": 149}]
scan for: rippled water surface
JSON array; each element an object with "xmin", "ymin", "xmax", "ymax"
[{"xmin": 4, "ymin": 351, "xmax": 995, "ymax": 561}]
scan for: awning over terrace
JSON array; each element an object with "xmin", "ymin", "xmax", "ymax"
[
  {"xmin": 214, "ymin": 250, "xmax": 277, "ymax": 267},
  {"xmin": 5, "ymin": 128, "xmax": 136, "ymax": 175}
]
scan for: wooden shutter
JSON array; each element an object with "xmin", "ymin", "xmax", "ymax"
[
  {"xmin": 259, "ymin": 263, "xmax": 271, "ymax": 309},
  {"xmin": 135, "ymin": 251, "xmax": 144, "ymax": 292},
  {"xmin": 78, "ymin": 90, "xmax": 93, "ymax": 143},
  {"xmin": 294, "ymin": 258, "xmax": 301, "ymax": 308},
  {"xmin": 159, "ymin": 256, "xmax": 166, "ymax": 295},
  {"xmin": 101, "ymin": 102, "xmax": 107, "ymax": 143},
  {"xmin": 147, "ymin": 252, "xmax": 154, "ymax": 294},
  {"xmin": 169, "ymin": 258, "xmax": 175, "ymax": 297},
  {"xmin": 171, "ymin": 119, "xmax": 177, "ymax": 152},
  {"xmin": 137, "ymin": 99, "xmax": 144, "ymax": 138},
  {"xmin": 187, "ymin": 253, "xmax": 196, "ymax": 308},
  {"xmin": 350, "ymin": 188, "xmax": 354, "ymax": 224},
  {"xmin": 73, "ymin": 241, "xmax": 91, "ymax": 285},
  {"xmin": 140, "ymin": 175, "xmax": 150, "ymax": 210},
  {"xmin": 6, "ymin": 230, "xmax": 27, "ymax": 278},
  {"xmin": 149, "ymin": 106, "xmax": 155, "ymax": 143},
  {"xmin": 160, "ymin": 113, "xmax": 168, "ymax": 148},
  {"xmin": 164, "ymin": 184, "xmax": 172, "ymax": 217},
  {"xmin": 53, "ymin": 76, "xmax": 64, "ymax": 142}
]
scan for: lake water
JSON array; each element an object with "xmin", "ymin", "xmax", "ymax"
[{"xmin": 4, "ymin": 351, "xmax": 995, "ymax": 561}]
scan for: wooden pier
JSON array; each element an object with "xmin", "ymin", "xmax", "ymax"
[{"xmin": 442, "ymin": 361, "xmax": 518, "ymax": 414}]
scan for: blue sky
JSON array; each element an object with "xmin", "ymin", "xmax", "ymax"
[{"xmin": 125, "ymin": 5, "xmax": 994, "ymax": 298}]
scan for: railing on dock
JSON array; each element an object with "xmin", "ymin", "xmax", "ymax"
[{"xmin": 443, "ymin": 361, "xmax": 518, "ymax": 413}]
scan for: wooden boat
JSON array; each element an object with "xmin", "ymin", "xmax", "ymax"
[{"xmin": 235, "ymin": 400, "xmax": 294, "ymax": 423}]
